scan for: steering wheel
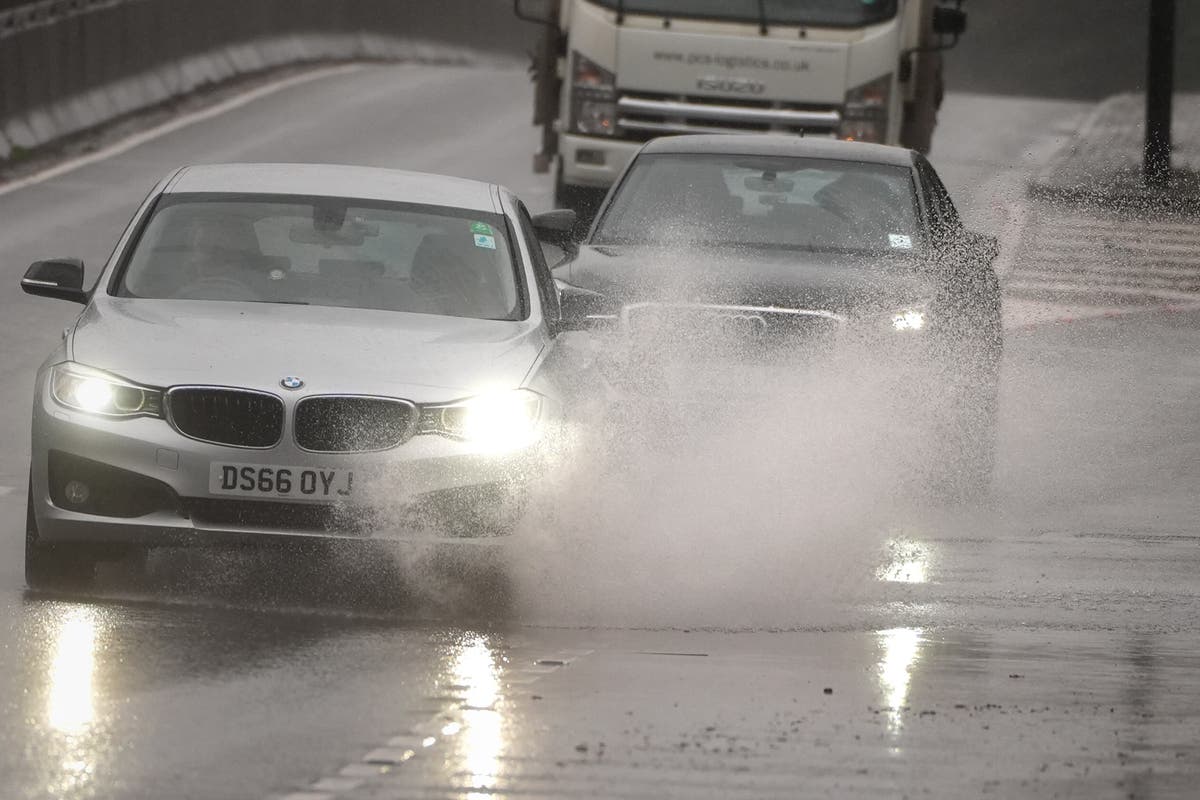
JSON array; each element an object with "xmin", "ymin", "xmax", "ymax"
[{"xmin": 175, "ymin": 276, "xmax": 262, "ymax": 301}]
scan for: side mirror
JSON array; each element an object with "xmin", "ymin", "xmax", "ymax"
[
  {"xmin": 21, "ymin": 259, "xmax": 88, "ymax": 304},
  {"xmin": 557, "ymin": 281, "xmax": 611, "ymax": 331},
  {"xmin": 932, "ymin": 7, "xmax": 967, "ymax": 37},
  {"xmin": 532, "ymin": 209, "xmax": 580, "ymax": 268}
]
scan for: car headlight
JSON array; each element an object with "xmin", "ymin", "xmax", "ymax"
[
  {"xmin": 840, "ymin": 74, "xmax": 891, "ymax": 143},
  {"xmin": 50, "ymin": 362, "xmax": 163, "ymax": 417},
  {"xmin": 424, "ymin": 389, "xmax": 544, "ymax": 451},
  {"xmin": 571, "ymin": 52, "xmax": 618, "ymax": 137},
  {"xmin": 891, "ymin": 308, "xmax": 928, "ymax": 332}
]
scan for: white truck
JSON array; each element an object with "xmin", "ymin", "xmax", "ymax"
[{"xmin": 515, "ymin": 0, "xmax": 967, "ymax": 216}]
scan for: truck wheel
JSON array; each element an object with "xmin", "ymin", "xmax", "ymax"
[
  {"xmin": 25, "ymin": 482, "xmax": 98, "ymax": 591},
  {"xmin": 899, "ymin": 52, "xmax": 943, "ymax": 154},
  {"xmin": 554, "ymin": 168, "xmax": 607, "ymax": 235}
]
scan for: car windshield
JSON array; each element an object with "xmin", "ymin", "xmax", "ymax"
[
  {"xmin": 593, "ymin": 153, "xmax": 922, "ymax": 255},
  {"xmin": 116, "ymin": 194, "xmax": 524, "ymax": 321},
  {"xmin": 589, "ymin": 0, "xmax": 898, "ymax": 27}
]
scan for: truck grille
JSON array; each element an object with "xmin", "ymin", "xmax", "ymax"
[
  {"xmin": 294, "ymin": 396, "xmax": 415, "ymax": 453},
  {"xmin": 617, "ymin": 93, "xmax": 841, "ymax": 141},
  {"xmin": 167, "ymin": 388, "xmax": 284, "ymax": 448}
]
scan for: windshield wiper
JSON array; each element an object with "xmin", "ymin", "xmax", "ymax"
[{"xmin": 756, "ymin": 0, "xmax": 768, "ymax": 35}]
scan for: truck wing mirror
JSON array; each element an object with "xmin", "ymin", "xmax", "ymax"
[
  {"xmin": 932, "ymin": 7, "xmax": 967, "ymax": 37},
  {"xmin": 21, "ymin": 259, "xmax": 88, "ymax": 304}
]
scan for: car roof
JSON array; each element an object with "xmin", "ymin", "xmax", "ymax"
[
  {"xmin": 166, "ymin": 163, "xmax": 500, "ymax": 212},
  {"xmin": 638, "ymin": 135, "xmax": 917, "ymax": 167}
]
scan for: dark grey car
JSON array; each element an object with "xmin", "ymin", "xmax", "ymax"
[{"xmin": 553, "ymin": 135, "xmax": 1003, "ymax": 494}]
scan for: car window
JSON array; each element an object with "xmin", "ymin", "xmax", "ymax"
[
  {"xmin": 117, "ymin": 194, "xmax": 525, "ymax": 321},
  {"xmin": 593, "ymin": 153, "xmax": 922, "ymax": 256}
]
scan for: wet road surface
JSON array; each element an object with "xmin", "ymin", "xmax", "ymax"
[{"xmin": 0, "ymin": 62, "xmax": 1198, "ymax": 799}]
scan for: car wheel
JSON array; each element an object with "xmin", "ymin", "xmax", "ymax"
[
  {"xmin": 554, "ymin": 167, "xmax": 606, "ymax": 236},
  {"xmin": 25, "ymin": 482, "xmax": 98, "ymax": 591}
]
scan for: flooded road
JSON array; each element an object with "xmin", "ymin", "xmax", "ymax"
[{"xmin": 0, "ymin": 62, "xmax": 1197, "ymax": 799}]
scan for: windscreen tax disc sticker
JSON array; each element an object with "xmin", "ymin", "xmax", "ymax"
[
  {"xmin": 470, "ymin": 221, "xmax": 494, "ymax": 235},
  {"xmin": 888, "ymin": 233, "xmax": 913, "ymax": 249},
  {"xmin": 473, "ymin": 233, "xmax": 497, "ymax": 250}
]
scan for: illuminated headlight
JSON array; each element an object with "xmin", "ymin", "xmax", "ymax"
[
  {"xmin": 891, "ymin": 309, "xmax": 928, "ymax": 331},
  {"xmin": 571, "ymin": 52, "xmax": 618, "ymax": 137},
  {"xmin": 428, "ymin": 389, "xmax": 544, "ymax": 451},
  {"xmin": 50, "ymin": 363, "xmax": 163, "ymax": 417}
]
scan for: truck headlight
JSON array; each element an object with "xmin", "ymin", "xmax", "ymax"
[
  {"xmin": 51, "ymin": 362, "xmax": 163, "ymax": 417},
  {"xmin": 571, "ymin": 52, "xmax": 618, "ymax": 137},
  {"xmin": 426, "ymin": 389, "xmax": 544, "ymax": 451},
  {"xmin": 840, "ymin": 74, "xmax": 891, "ymax": 143}
]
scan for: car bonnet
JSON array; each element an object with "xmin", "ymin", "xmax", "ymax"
[{"xmin": 68, "ymin": 297, "xmax": 546, "ymax": 402}]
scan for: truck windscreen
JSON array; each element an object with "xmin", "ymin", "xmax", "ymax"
[{"xmin": 589, "ymin": 0, "xmax": 898, "ymax": 28}]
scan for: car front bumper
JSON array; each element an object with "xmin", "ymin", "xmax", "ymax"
[{"xmin": 30, "ymin": 383, "xmax": 549, "ymax": 548}]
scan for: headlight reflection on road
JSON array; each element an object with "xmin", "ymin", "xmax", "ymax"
[
  {"xmin": 48, "ymin": 607, "xmax": 98, "ymax": 735},
  {"xmin": 448, "ymin": 635, "xmax": 506, "ymax": 797},
  {"xmin": 46, "ymin": 606, "xmax": 104, "ymax": 798},
  {"xmin": 876, "ymin": 627, "xmax": 923, "ymax": 747},
  {"xmin": 877, "ymin": 536, "xmax": 932, "ymax": 584}
]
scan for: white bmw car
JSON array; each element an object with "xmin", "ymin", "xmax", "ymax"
[{"xmin": 21, "ymin": 163, "xmax": 578, "ymax": 589}]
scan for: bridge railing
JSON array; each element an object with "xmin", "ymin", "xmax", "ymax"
[{"xmin": 0, "ymin": 0, "xmax": 530, "ymax": 161}]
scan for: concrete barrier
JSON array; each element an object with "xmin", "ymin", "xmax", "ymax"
[{"xmin": 0, "ymin": 0, "xmax": 535, "ymax": 160}]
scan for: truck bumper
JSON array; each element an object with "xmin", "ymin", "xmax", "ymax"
[{"xmin": 559, "ymin": 134, "xmax": 644, "ymax": 189}]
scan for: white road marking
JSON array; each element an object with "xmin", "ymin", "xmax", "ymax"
[
  {"xmin": 268, "ymin": 648, "xmax": 591, "ymax": 799},
  {"xmin": 0, "ymin": 64, "xmax": 364, "ymax": 199},
  {"xmin": 0, "ymin": 486, "xmax": 14, "ymax": 497}
]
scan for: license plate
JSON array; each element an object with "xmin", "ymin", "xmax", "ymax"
[{"xmin": 209, "ymin": 463, "xmax": 354, "ymax": 499}]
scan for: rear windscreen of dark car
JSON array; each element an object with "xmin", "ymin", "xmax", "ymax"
[
  {"xmin": 115, "ymin": 193, "xmax": 526, "ymax": 321},
  {"xmin": 593, "ymin": 153, "xmax": 922, "ymax": 256}
]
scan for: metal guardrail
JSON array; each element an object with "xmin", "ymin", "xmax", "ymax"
[
  {"xmin": 0, "ymin": 0, "xmax": 125, "ymax": 40},
  {"xmin": 0, "ymin": 0, "xmax": 531, "ymax": 159}
]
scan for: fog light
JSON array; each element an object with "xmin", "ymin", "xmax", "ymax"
[
  {"xmin": 63, "ymin": 480, "xmax": 90, "ymax": 506},
  {"xmin": 576, "ymin": 149, "xmax": 607, "ymax": 166}
]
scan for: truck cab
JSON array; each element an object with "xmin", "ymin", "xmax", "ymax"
[{"xmin": 517, "ymin": 0, "xmax": 966, "ymax": 218}]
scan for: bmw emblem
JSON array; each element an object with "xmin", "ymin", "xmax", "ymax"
[{"xmin": 280, "ymin": 376, "xmax": 304, "ymax": 390}]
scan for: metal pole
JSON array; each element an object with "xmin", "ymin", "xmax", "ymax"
[{"xmin": 1145, "ymin": 0, "xmax": 1175, "ymax": 189}]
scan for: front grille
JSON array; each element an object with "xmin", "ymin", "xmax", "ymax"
[
  {"xmin": 183, "ymin": 498, "xmax": 373, "ymax": 534},
  {"xmin": 294, "ymin": 396, "xmax": 415, "ymax": 452},
  {"xmin": 167, "ymin": 388, "xmax": 284, "ymax": 448},
  {"xmin": 623, "ymin": 304, "xmax": 844, "ymax": 347},
  {"xmin": 617, "ymin": 92, "xmax": 841, "ymax": 142}
]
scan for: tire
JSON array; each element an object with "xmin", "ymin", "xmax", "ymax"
[
  {"xmin": 25, "ymin": 482, "xmax": 98, "ymax": 591},
  {"xmin": 554, "ymin": 166, "xmax": 607, "ymax": 237},
  {"xmin": 899, "ymin": 52, "xmax": 943, "ymax": 154}
]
